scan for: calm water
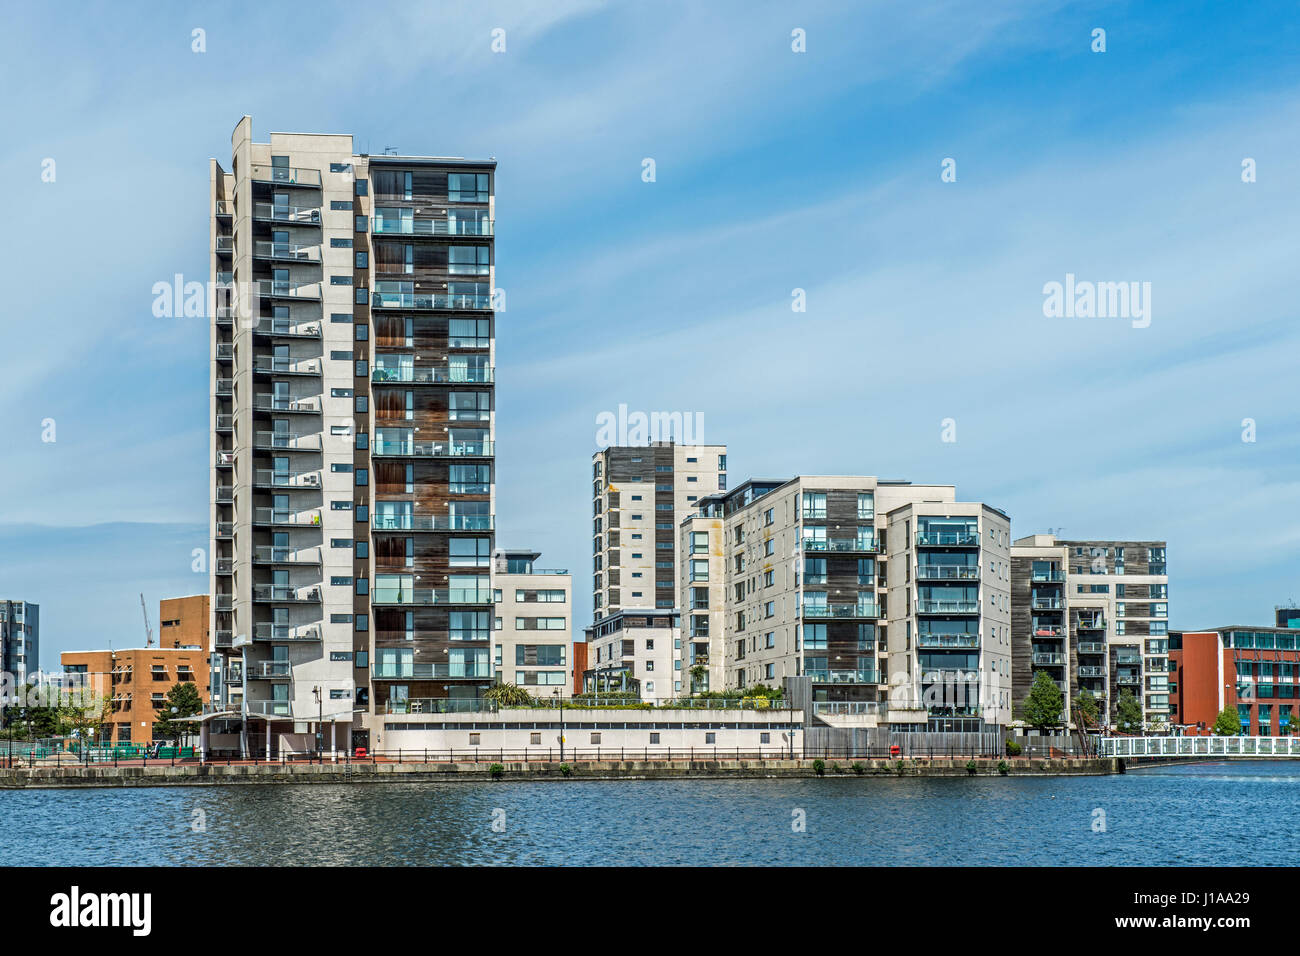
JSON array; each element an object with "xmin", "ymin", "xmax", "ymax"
[{"xmin": 0, "ymin": 761, "xmax": 1294, "ymax": 865}]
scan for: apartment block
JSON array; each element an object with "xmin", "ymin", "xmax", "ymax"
[
  {"xmin": 682, "ymin": 477, "xmax": 1012, "ymax": 732},
  {"xmin": 61, "ymin": 648, "xmax": 210, "ymax": 744},
  {"xmin": 1010, "ymin": 534, "xmax": 1170, "ymax": 731},
  {"xmin": 1171, "ymin": 624, "xmax": 1300, "ymax": 736},
  {"xmin": 159, "ymin": 595, "xmax": 210, "ymax": 649},
  {"xmin": 591, "ymin": 442, "xmax": 727, "ymax": 622},
  {"xmin": 584, "ymin": 609, "xmax": 681, "ymax": 700},
  {"xmin": 209, "ymin": 116, "xmax": 495, "ymax": 755},
  {"xmin": 492, "ymin": 549, "xmax": 573, "ymax": 697},
  {"xmin": 0, "ymin": 600, "xmax": 39, "ymax": 689}
]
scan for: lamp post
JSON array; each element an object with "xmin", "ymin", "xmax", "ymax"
[
  {"xmin": 313, "ymin": 685, "xmax": 323, "ymax": 755},
  {"xmin": 552, "ymin": 689, "xmax": 565, "ymax": 762}
]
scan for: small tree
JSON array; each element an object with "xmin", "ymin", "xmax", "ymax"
[
  {"xmin": 1022, "ymin": 670, "xmax": 1064, "ymax": 732},
  {"xmin": 1115, "ymin": 689, "xmax": 1144, "ymax": 735},
  {"xmin": 483, "ymin": 683, "xmax": 537, "ymax": 707},
  {"xmin": 1074, "ymin": 688, "xmax": 1099, "ymax": 731},
  {"xmin": 152, "ymin": 682, "xmax": 204, "ymax": 744},
  {"xmin": 60, "ymin": 690, "xmax": 114, "ymax": 749},
  {"xmin": 1212, "ymin": 706, "xmax": 1242, "ymax": 736}
]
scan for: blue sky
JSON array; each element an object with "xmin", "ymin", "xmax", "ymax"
[{"xmin": 2, "ymin": 0, "xmax": 1298, "ymax": 663}]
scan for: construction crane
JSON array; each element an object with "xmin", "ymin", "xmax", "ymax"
[{"xmin": 140, "ymin": 593, "xmax": 154, "ymax": 647}]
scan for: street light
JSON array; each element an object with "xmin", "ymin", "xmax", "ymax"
[
  {"xmin": 312, "ymin": 685, "xmax": 323, "ymax": 755},
  {"xmin": 553, "ymin": 689, "xmax": 565, "ymax": 761}
]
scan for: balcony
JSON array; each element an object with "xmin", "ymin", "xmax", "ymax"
[
  {"xmin": 252, "ymin": 431, "xmax": 322, "ymax": 452},
  {"xmin": 216, "ymin": 452, "xmax": 235, "ymax": 469},
  {"xmin": 806, "ymin": 668, "xmax": 880, "ymax": 684},
  {"xmin": 916, "ymin": 600, "xmax": 979, "ymax": 614},
  {"xmin": 915, "ymin": 566, "xmax": 979, "ymax": 581},
  {"xmin": 244, "ymin": 700, "xmax": 296, "ymax": 718},
  {"xmin": 252, "ymin": 623, "xmax": 322, "ymax": 642},
  {"xmin": 1115, "ymin": 653, "xmax": 1142, "ymax": 665},
  {"xmin": 253, "ymin": 318, "xmax": 321, "ymax": 338},
  {"xmin": 253, "ymin": 546, "xmax": 322, "ymax": 565},
  {"xmin": 1116, "ymin": 674, "xmax": 1141, "ymax": 685},
  {"xmin": 373, "ymin": 290, "xmax": 492, "ymax": 311},
  {"xmin": 802, "ymin": 603, "xmax": 881, "ymax": 620},
  {"xmin": 252, "ymin": 201, "xmax": 321, "ymax": 225},
  {"xmin": 1030, "ymin": 570, "xmax": 1066, "ymax": 583},
  {"xmin": 1033, "ymin": 624, "xmax": 1064, "ymax": 637},
  {"xmin": 253, "ymin": 240, "xmax": 321, "ymax": 263},
  {"xmin": 249, "ymin": 164, "xmax": 322, "ymax": 187},
  {"xmin": 215, "ymin": 343, "xmax": 233, "ymax": 362},
  {"xmin": 214, "ymin": 595, "xmax": 234, "ymax": 612},
  {"xmin": 1031, "ymin": 598, "xmax": 1064, "ymax": 610},
  {"xmin": 215, "ymin": 414, "xmax": 233, "ymax": 432},
  {"xmin": 916, "ymin": 633, "xmax": 980, "ymax": 649},
  {"xmin": 372, "ymin": 438, "xmax": 493, "ymax": 458},
  {"xmin": 1032, "ymin": 653, "xmax": 1066, "ymax": 665},
  {"xmin": 384, "ymin": 698, "xmax": 496, "ymax": 715},
  {"xmin": 252, "ymin": 355, "xmax": 321, "ymax": 376},
  {"xmin": 253, "ymin": 469, "xmax": 320, "ymax": 489},
  {"xmin": 252, "ymin": 507, "xmax": 321, "ymax": 527},
  {"xmin": 248, "ymin": 661, "xmax": 292, "ymax": 680},
  {"xmin": 214, "ymin": 201, "xmax": 233, "ymax": 218},
  {"xmin": 252, "ymin": 395, "xmax": 320, "ymax": 414},
  {"xmin": 215, "ymin": 522, "xmax": 234, "ymax": 540},
  {"xmin": 916, "ymin": 531, "xmax": 979, "ymax": 547},
  {"xmin": 1078, "ymin": 666, "xmax": 1106, "ymax": 678},
  {"xmin": 800, "ymin": 537, "xmax": 880, "ymax": 554},
  {"xmin": 1078, "ymin": 641, "xmax": 1107, "ymax": 654},
  {"xmin": 216, "ymin": 379, "xmax": 233, "ymax": 397},
  {"xmin": 215, "ymin": 235, "xmax": 234, "ymax": 255},
  {"xmin": 371, "ymin": 514, "xmax": 494, "ymax": 532},
  {"xmin": 372, "ymin": 662, "xmax": 491, "ymax": 680},
  {"xmin": 255, "ymin": 279, "xmax": 321, "ymax": 301},
  {"xmin": 371, "ymin": 216, "xmax": 494, "ymax": 237},
  {"xmin": 215, "ymin": 557, "xmax": 233, "ymax": 575},
  {"xmin": 371, "ymin": 365, "xmax": 494, "ymax": 385},
  {"xmin": 1076, "ymin": 615, "xmax": 1106, "ymax": 630},
  {"xmin": 253, "ymin": 584, "xmax": 322, "ymax": 604},
  {"xmin": 370, "ymin": 587, "xmax": 493, "ymax": 606}
]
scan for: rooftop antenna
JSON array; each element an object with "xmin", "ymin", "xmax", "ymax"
[
  {"xmin": 384, "ymin": 146, "xmax": 398, "ymax": 155},
  {"xmin": 140, "ymin": 593, "xmax": 154, "ymax": 647}
]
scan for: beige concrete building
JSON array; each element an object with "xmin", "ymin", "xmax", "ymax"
[
  {"xmin": 591, "ymin": 442, "xmax": 727, "ymax": 622},
  {"xmin": 1011, "ymin": 534, "xmax": 1170, "ymax": 732},
  {"xmin": 208, "ymin": 116, "xmax": 497, "ymax": 756},
  {"xmin": 492, "ymin": 549, "xmax": 573, "ymax": 697},
  {"xmin": 584, "ymin": 609, "xmax": 682, "ymax": 701},
  {"xmin": 682, "ymin": 477, "xmax": 1013, "ymax": 732}
]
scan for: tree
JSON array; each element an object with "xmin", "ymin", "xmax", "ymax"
[
  {"xmin": 1212, "ymin": 706, "xmax": 1242, "ymax": 736},
  {"xmin": 1074, "ymin": 688, "xmax": 1099, "ymax": 731},
  {"xmin": 152, "ymin": 682, "xmax": 204, "ymax": 742},
  {"xmin": 1115, "ymin": 689, "xmax": 1144, "ymax": 735},
  {"xmin": 1022, "ymin": 670, "xmax": 1063, "ymax": 731},
  {"xmin": 59, "ymin": 690, "xmax": 114, "ymax": 748}
]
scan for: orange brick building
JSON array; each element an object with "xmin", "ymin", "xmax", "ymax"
[
  {"xmin": 60, "ymin": 648, "xmax": 211, "ymax": 744},
  {"xmin": 159, "ymin": 594, "xmax": 210, "ymax": 649}
]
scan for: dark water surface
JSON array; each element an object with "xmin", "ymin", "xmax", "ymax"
[{"xmin": 1, "ymin": 761, "xmax": 1292, "ymax": 865}]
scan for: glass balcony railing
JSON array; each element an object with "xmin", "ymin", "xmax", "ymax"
[
  {"xmin": 915, "ymin": 566, "xmax": 979, "ymax": 581},
  {"xmin": 252, "ymin": 356, "xmax": 321, "ymax": 375},
  {"xmin": 916, "ymin": 531, "xmax": 979, "ymax": 547},
  {"xmin": 373, "ymin": 291, "xmax": 491, "ymax": 310},
  {"xmin": 917, "ymin": 600, "xmax": 979, "ymax": 614},
  {"xmin": 252, "ymin": 201, "xmax": 321, "ymax": 224},
  {"xmin": 249, "ymin": 164, "xmax": 322, "ymax": 187},
  {"xmin": 371, "ymin": 217, "xmax": 494, "ymax": 237},
  {"xmin": 806, "ymin": 668, "xmax": 880, "ymax": 684},
  {"xmin": 1031, "ymin": 598, "xmax": 1064, "ymax": 610},
  {"xmin": 253, "ymin": 240, "xmax": 321, "ymax": 262},
  {"xmin": 800, "ymin": 537, "xmax": 879, "ymax": 553},
  {"xmin": 1032, "ymin": 653, "xmax": 1066, "ymax": 665},
  {"xmin": 253, "ymin": 468, "xmax": 320, "ymax": 488},
  {"xmin": 916, "ymin": 633, "xmax": 980, "ymax": 649},
  {"xmin": 802, "ymin": 603, "xmax": 881, "ymax": 619},
  {"xmin": 253, "ymin": 623, "xmax": 322, "ymax": 642},
  {"xmin": 251, "ymin": 507, "xmax": 321, "ymax": 527},
  {"xmin": 1078, "ymin": 641, "xmax": 1107, "ymax": 654},
  {"xmin": 250, "ymin": 662, "xmax": 292, "ymax": 679},
  {"xmin": 1076, "ymin": 615, "xmax": 1106, "ymax": 630},
  {"xmin": 384, "ymin": 698, "xmax": 496, "ymax": 715},
  {"xmin": 371, "ymin": 365, "xmax": 494, "ymax": 384},
  {"xmin": 253, "ymin": 318, "xmax": 321, "ymax": 338},
  {"xmin": 252, "ymin": 394, "xmax": 320, "ymax": 413},
  {"xmin": 370, "ymin": 587, "xmax": 493, "ymax": 606},
  {"xmin": 1078, "ymin": 666, "xmax": 1106, "ymax": 678},
  {"xmin": 372, "ymin": 439, "xmax": 493, "ymax": 457},
  {"xmin": 253, "ymin": 432, "xmax": 322, "ymax": 451},
  {"xmin": 255, "ymin": 279, "xmax": 321, "ymax": 300},
  {"xmin": 1030, "ymin": 570, "xmax": 1066, "ymax": 582},
  {"xmin": 252, "ymin": 545, "xmax": 321, "ymax": 564},
  {"xmin": 372, "ymin": 662, "xmax": 490, "ymax": 679},
  {"xmin": 371, "ymin": 514, "xmax": 494, "ymax": 532}
]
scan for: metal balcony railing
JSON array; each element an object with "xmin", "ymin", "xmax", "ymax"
[
  {"xmin": 371, "ymin": 365, "xmax": 494, "ymax": 384},
  {"xmin": 372, "ymin": 439, "xmax": 492, "ymax": 458},
  {"xmin": 371, "ymin": 514, "xmax": 494, "ymax": 532}
]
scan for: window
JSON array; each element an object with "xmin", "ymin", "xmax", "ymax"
[
  {"xmin": 355, "ymin": 216, "xmax": 368, "ymax": 232},
  {"xmin": 330, "ymin": 237, "xmax": 353, "ymax": 248},
  {"xmin": 355, "ymin": 251, "xmax": 369, "ymax": 269},
  {"xmin": 330, "ymin": 200, "xmax": 353, "ymax": 210},
  {"xmin": 330, "ymin": 275, "xmax": 353, "ymax": 285},
  {"xmin": 355, "ymin": 179, "xmax": 368, "ymax": 196},
  {"xmin": 802, "ymin": 492, "xmax": 826, "ymax": 519}
]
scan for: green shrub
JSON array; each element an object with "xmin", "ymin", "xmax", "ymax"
[
  {"xmin": 1005, "ymin": 739, "xmax": 1022, "ymax": 757},
  {"xmin": 830, "ymin": 762, "xmax": 842, "ymax": 774},
  {"xmin": 558, "ymin": 762, "xmax": 572, "ymax": 777},
  {"xmin": 851, "ymin": 762, "xmax": 865, "ymax": 775},
  {"xmin": 997, "ymin": 760, "xmax": 1009, "ymax": 776},
  {"xmin": 812, "ymin": 758, "xmax": 825, "ymax": 776},
  {"xmin": 895, "ymin": 760, "xmax": 905, "ymax": 775},
  {"xmin": 488, "ymin": 763, "xmax": 504, "ymax": 779},
  {"xmin": 966, "ymin": 759, "xmax": 978, "ymax": 775}
]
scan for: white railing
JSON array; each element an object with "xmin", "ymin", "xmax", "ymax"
[{"xmin": 1099, "ymin": 735, "xmax": 1300, "ymax": 757}]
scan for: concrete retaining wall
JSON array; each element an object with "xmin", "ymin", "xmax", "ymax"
[{"xmin": 0, "ymin": 757, "xmax": 1118, "ymax": 789}]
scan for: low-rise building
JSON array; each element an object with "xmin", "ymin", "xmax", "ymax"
[
  {"xmin": 583, "ymin": 609, "xmax": 680, "ymax": 701},
  {"xmin": 60, "ymin": 647, "xmax": 211, "ymax": 744},
  {"xmin": 492, "ymin": 549, "xmax": 574, "ymax": 697},
  {"xmin": 1171, "ymin": 624, "xmax": 1300, "ymax": 736}
]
